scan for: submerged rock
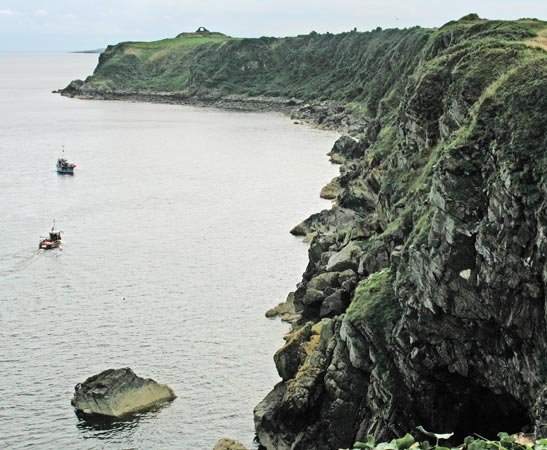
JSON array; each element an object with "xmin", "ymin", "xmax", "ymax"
[
  {"xmin": 213, "ymin": 438, "xmax": 249, "ymax": 450},
  {"xmin": 266, "ymin": 292, "xmax": 300, "ymax": 323},
  {"xmin": 320, "ymin": 176, "xmax": 342, "ymax": 200},
  {"xmin": 71, "ymin": 368, "xmax": 176, "ymax": 418}
]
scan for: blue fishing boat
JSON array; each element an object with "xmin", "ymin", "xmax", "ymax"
[{"xmin": 57, "ymin": 146, "xmax": 76, "ymax": 174}]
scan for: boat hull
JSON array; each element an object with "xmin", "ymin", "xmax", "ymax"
[
  {"xmin": 39, "ymin": 240, "xmax": 61, "ymax": 250},
  {"xmin": 56, "ymin": 166, "xmax": 74, "ymax": 174}
]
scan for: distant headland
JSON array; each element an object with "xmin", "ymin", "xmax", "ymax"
[{"xmin": 72, "ymin": 48, "xmax": 105, "ymax": 54}]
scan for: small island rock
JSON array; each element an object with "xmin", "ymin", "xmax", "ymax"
[
  {"xmin": 213, "ymin": 438, "xmax": 249, "ymax": 450},
  {"xmin": 71, "ymin": 367, "xmax": 176, "ymax": 418}
]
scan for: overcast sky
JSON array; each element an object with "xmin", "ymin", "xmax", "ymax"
[{"xmin": 0, "ymin": 0, "xmax": 546, "ymax": 51}]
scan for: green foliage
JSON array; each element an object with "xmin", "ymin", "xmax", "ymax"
[
  {"xmin": 410, "ymin": 207, "xmax": 434, "ymax": 248},
  {"xmin": 417, "ymin": 426, "xmax": 454, "ymax": 442},
  {"xmin": 346, "ymin": 269, "xmax": 400, "ymax": 372},
  {"xmin": 79, "ymin": 17, "xmax": 547, "ymax": 147},
  {"xmin": 354, "ymin": 435, "xmax": 377, "ymax": 448},
  {"xmin": 352, "ymin": 430, "xmax": 537, "ymax": 450},
  {"xmin": 459, "ymin": 13, "xmax": 481, "ymax": 21},
  {"xmin": 368, "ymin": 18, "xmax": 547, "ymax": 253},
  {"xmin": 89, "ymin": 33, "xmax": 234, "ymax": 91},
  {"xmin": 369, "ymin": 123, "xmax": 399, "ymax": 160},
  {"xmin": 347, "ymin": 270, "xmax": 397, "ymax": 322},
  {"xmin": 395, "ymin": 433, "xmax": 417, "ymax": 449}
]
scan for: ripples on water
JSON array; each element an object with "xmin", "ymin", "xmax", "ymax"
[{"xmin": 0, "ymin": 53, "xmax": 339, "ymax": 449}]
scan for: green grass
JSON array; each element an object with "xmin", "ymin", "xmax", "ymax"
[
  {"xmin": 346, "ymin": 269, "xmax": 400, "ymax": 372},
  {"xmin": 87, "ymin": 32, "xmax": 236, "ymax": 91},
  {"xmin": 123, "ymin": 36, "xmax": 229, "ymax": 49},
  {"xmin": 411, "ymin": 207, "xmax": 434, "ymax": 247},
  {"xmin": 115, "ymin": 31, "xmax": 232, "ymax": 47}
]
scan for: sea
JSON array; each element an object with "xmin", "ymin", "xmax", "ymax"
[{"xmin": 0, "ymin": 53, "xmax": 339, "ymax": 449}]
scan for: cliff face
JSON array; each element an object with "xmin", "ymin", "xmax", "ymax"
[
  {"xmin": 62, "ymin": 16, "xmax": 547, "ymax": 450},
  {"xmin": 255, "ymin": 18, "xmax": 547, "ymax": 450}
]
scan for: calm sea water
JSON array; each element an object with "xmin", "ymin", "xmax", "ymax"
[{"xmin": 0, "ymin": 53, "xmax": 339, "ymax": 449}]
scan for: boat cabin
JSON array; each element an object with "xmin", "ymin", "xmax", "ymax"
[
  {"xmin": 49, "ymin": 230, "xmax": 62, "ymax": 242},
  {"xmin": 56, "ymin": 146, "xmax": 76, "ymax": 174}
]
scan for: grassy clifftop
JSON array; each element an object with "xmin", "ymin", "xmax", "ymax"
[
  {"xmin": 74, "ymin": 17, "xmax": 546, "ymax": 117},
  {"xmin": 88, "ymin": 31, "xmax": 234, "ymax": 91},
  {"xmin": 74, "ymin": 26, "xmax": 433, "ymax": 115}
]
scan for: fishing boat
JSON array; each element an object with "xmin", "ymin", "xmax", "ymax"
[
  {"xmin": 57, "ymin": 146, "xmax": 76, "ymax": 174},
  {"xmin": 39, "ymin": 221, "xmax": 63, "ymax": 250}
]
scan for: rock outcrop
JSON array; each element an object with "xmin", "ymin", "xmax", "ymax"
[
  {"xmin": 213, "ymin": 438, "xmax": 249, "ymax": 450},
  {"xmin": 71, "ymin": 368, "xmax": 176, "ymax": 418},
  {"xmin": 266, "ymin": 292, "xmax": 300, "ymax": 323},
  {"xmin": 254, "ymin": 17, "xmax": 547, "ymax": 450}
]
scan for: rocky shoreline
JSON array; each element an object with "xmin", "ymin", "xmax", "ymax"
[
  {"xmin": 60, "ymin": 82, "xmax": 367, "ymax": 133},
  {"xmin": 60, "ymin": 17, "xmax": 547, "ymax": 450}
]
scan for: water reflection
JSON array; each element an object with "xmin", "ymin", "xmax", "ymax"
[{"xmin": 76, "ymin": 402, "xmax": 174, "ymax": 439}]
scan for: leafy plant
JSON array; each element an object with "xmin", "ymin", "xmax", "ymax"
[
  {"xmin": 350, "ymin": 429, "xmax": 538, "ymax": 450},
  {"xmin": 416, "ymin": 426, "xmax": 454, "ymax": 445}
]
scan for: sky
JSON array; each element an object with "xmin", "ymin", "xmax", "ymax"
[{"xmin": 0, "ymin": 0, "xmax": 546, "ymax": 51}]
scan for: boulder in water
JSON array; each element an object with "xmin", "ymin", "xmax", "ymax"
[
  {"xmin": 213, "ymin": 438, "xmax": 249, "ymax": 450},
  {"xmin": 71, "ymin": 367, "xmax": 176, "ymax": 418}
]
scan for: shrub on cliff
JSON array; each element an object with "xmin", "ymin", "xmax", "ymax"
[{"xmin": 352, "ymin": 430, "xmax": 541, "ymax": 450}]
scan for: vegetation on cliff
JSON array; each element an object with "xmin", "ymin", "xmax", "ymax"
[
  {"xmin": 64, "ymin": 14, "xmax": 547, "ymax": 450},
  {"xmin": 253, "ymin": 16, "xmax": 547, "ymax": 450},
  {"xmin": 352, "ymin": 430, "xmax": 544, "ymax": 450},
  {"xmin": 67, "ymin": 26, "xmax": 431, "ymax": 115},
  {"xmin": 346, "ymin": 269, "xmax": 399, "ymax": 373},
  {"xmin": 86, "ymin": 31, "xmax": 233, "ymax": 91}
]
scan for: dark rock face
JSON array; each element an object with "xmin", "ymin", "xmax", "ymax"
[
  {"xmin": 61, "ymin": 79, "xmax": 84, "ymax": 97},
  {"xmin": 327, "ymin": 135, "xmax": 366, "ymax": 163},
  {"xmin": 71, "ymin": 368, "xmax": 176, "ymax": 418},
  {"xmin": 255, "ymin": 20, "xmax": 547, "ymax": 450}
]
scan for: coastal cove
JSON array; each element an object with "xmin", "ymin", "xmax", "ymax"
[
  {"xmin": 4, "ymin": 13, "xmax": 547, "ymax": 450},
  {"xmin": 0, "ymin": 53, "xmax": 339, "ymax": 449},
  {"xmin": 58, "ymin": 17, "xmax": 547, "ymax": 450}
]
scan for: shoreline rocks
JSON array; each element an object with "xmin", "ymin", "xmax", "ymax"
[
  {"xmin": 213, "ymin": 438, "xmax": 249, "ymax": 450},
  {"xmin": 71, "ymin": 368, "xmax": 176, "ymax": 419},
  {"xmin": 59, "ymin": 86, "xmax": 367, "ymax": 135},
  {"xmin": 266, "ymin": 292, "xmax": 300, "ymax": 323},
  {"xmin": 320, "ymin": 176, "xmax": 342, "ymax": 200}
]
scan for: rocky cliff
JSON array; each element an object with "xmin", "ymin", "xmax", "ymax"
[{"xmin": 62, "ymin": 15, "xmax": 547, "ymax": 450}]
